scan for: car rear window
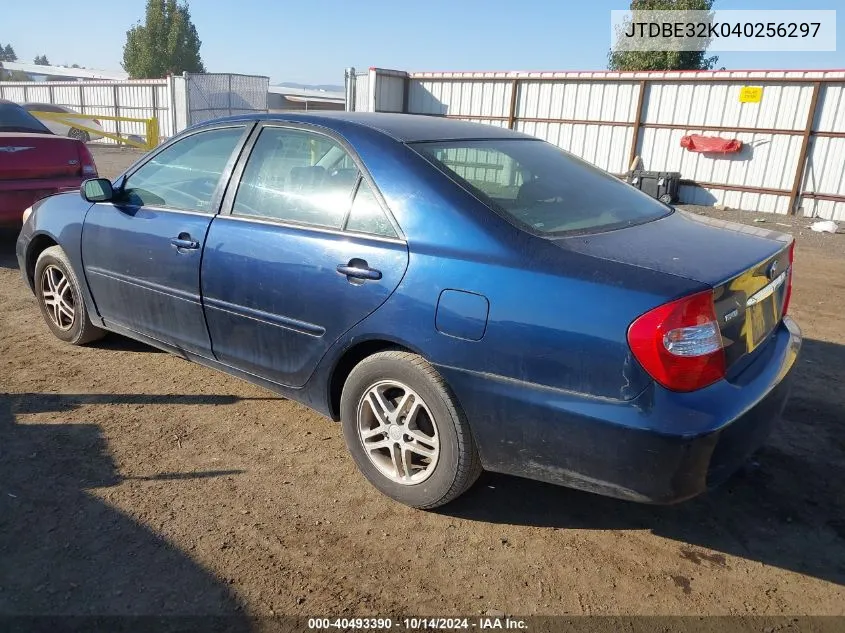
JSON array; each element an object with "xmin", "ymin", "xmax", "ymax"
[
  {"xmin": 0, "ymin": 103, "xmax": 52, "ymax": 134},
  {"xmin": 410, "ymin": 139, "xmax": 671, "ymax": 236}
]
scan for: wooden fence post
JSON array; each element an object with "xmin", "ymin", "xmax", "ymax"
[
  {"xmin": 789, "ymin": 81, "xmax": 822, "ymax": 215},
  {"xmin": 627, "ymin": 80, "xmax": 647, "ymax": 172}
]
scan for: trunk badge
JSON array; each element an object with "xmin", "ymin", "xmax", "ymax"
[
  {"xmin": 68, "ymin": 159, "xmax": 79, "ymax": 165},
  {"xmin": 0, "ymin": 146, "xmax": 35, "ymax": 153}
]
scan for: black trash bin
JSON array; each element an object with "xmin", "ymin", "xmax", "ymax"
[{"xmin": 627, "ymin": 170, "xmax": 681, "ymax": 205}]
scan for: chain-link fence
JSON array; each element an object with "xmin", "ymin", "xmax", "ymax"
[{"xmin": 184, "ymin": 73, "xmax": 269, "ymax": 126}]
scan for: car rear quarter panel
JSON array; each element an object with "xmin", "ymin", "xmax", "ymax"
[{"xmin": 337, "ymin": 244, "xmax": 706, "ymax": 400}]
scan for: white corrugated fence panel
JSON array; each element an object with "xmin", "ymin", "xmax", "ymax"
[
  {"xmin": 804, "ymin": 137, "xmax": 845, "ymax": 195},
  {"xmin": 410, "ymin": 70, "xmax": 845, "ymax": 82},
  {"xmin": 803, "ymin": 136, "xmax": 845, "ymax": 221},
  {"xmin": 815, "ymin": 83, "xmax": 845, "ymax": 133},
  {"xmin": 371, "ymin": 69, "xmax": 406, "ymax": 113},
  {"xmin": 802, "ymin": 198, "xmax": 845, "ymax": 221},
  {"xmin": 640, "ymin": 128, "xmax": 802, "ymax": 190},
  {"xmin": 640, "ymin": 126, "xmax": 802, "ymax": 214},
  {"xmin": 172, "ymin": 75, "xmax": 189, "ymax": 133},
  {"xmin": 516, "ymin": 120, "xmax": 633, "ymax": 174},
  {"xmin": 409, "ymin": 79, "xmax": 511, "ymax": 118},
  {"xmin": 798, "ymin": 82, "xmax": 845, "ymax": 220},
  {"xmin": 517, "ymin": 81, "xmax": 639, "ymax": 123},
  {"xmin": 408, "ymin": 80, "xmax": 446, "ymax": 115},
  {"xmin": 680, "ymin": 185, "xmax": 790, "ymax": 215},
  {"xmin": 353, "ymin": 72, "xmax": 370, "ymax": 112},
  {"xmin": 644, "ymin": 82, "xmax": 813, "ymax": 130}
]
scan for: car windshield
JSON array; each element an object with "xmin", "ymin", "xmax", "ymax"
[
  {"xmin": 0, "ymin": 102, "xmax": 52, "ymax": 134},
  {"xmin": 410, "ymin": 138, "xmax": 671, "ymax": 236}
]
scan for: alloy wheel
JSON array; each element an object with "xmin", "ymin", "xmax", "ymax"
[
  {"xmin": 356, "ymin": 380, "xmax": 440, "ymax": 485},
  {"xmin": 41, "ymin": 265, "xmax": 75, "ymax": 331}
]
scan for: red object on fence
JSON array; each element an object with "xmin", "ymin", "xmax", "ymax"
[{"xmin": 680, "ymin": 134, "xmax": 743, "ymax": 154}]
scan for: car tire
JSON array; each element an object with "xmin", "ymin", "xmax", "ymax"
[
  {"xmin": 68, "ymin": 128, "xmax": 90, "ymax": 143},
  {"xmin": 340, "ymin": 350, "xmax": 482, "ymax": 508},
  {"xmin": 34, "ymin": 246, "xmax": 105, "ymax": 345}
]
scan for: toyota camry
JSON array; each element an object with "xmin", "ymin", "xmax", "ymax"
[{"xmin": 16, "ymin": 112, "xmax": 801, "ymax": 508}]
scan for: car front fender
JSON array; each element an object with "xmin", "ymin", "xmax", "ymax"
[{"xmin": 17, "ymin": 193, "xmax": 98, "ymax": 319}]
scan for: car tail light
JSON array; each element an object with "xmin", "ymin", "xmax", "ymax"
[
  {"xmin": 76, "ymin": 142, "xmax": 98, "ymax": 178},
  {"xmin": 627, "ymin": 290, "xmax": 725, "ymax": 392},
  {"xmin": 782, "ymin": 241, "xmax": 795, "ymax": 316}
]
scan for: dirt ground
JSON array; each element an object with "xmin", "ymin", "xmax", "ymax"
[{"xmin": 0, "ymin": 147, "xmax": 843, "ymax": 618}]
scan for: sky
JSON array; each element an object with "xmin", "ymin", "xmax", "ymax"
[{"xmin": 2, "ymin": 0, "xmax": 843, "ymax": 86}]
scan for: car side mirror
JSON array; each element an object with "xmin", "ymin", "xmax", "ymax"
[{"xmin": 81, "ymin": 178, "xmax": 114, "ymax": 203}]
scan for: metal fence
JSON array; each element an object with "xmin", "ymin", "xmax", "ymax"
[
  {"xmin": 345, "ymin": 68, "xmax": 372, "ymax": 113},
  {"xmin": 0, "ymin": 72, "xmax": 269, "ymax": 147},
  {"xmin": 178, "ymin": 73, "xmax": 269, "ymax": 126},
  {"xmin": 349, "ymin": 68, "xmax": 845, "ymax": 221},
  {"xmin": 0, "ymin": 79, "xmax": 172, "ymax": 145}
]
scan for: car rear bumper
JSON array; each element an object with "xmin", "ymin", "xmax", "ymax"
[
  {"xmin": 0, "ymin": 180, "xmax": 82, "ymax": 224},
  {"xmin": 436, "ymin": 317, "xmax": 802, "ymax": 503}
]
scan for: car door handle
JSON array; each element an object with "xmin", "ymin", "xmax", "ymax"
[
  {"xmin": 337, "ymin": 262, "xmax": 382, "ymax": 281},
  {"xmin": 170, "ymin": 235, "xmax": 200, "ymax": 250}
]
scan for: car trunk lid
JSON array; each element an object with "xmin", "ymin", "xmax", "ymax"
[
  {"xmin": 713, "ymin": 242, "xmax": 793, "ymax": 372},
  {"xmin": 0, "ymin": 133, "xmax": 82, "ymax": 180},
  {"xmin": 556, "ymin": 210, "xmax": 793, "ymax": 372}
]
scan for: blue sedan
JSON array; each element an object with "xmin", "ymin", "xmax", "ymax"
[{"xmin": 16, "ymin": 113, "xmax": 801, "ymax": 508}]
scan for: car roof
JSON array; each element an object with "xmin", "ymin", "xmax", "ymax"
[{"xmin": 204, "ymin": 111, "xmax": 536, "ymax": 143}]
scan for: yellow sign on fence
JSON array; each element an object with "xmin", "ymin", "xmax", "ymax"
[{"xmin": 739, "ymin": 86, "xmax": 763, "ymax": 103}]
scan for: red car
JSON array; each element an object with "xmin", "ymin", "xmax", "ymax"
[{"xmin": 0, "ymin": 99, "xmax": 98, "ymax": 226}]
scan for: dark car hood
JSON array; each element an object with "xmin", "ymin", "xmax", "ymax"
[{"xmin": 553, "ymin": 210, "xmax": 791, "ymax": 286}]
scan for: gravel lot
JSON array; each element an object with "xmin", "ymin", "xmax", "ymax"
[{"xmin": 1, "ymin": 146, "xmax": 843, "ymax": 617}]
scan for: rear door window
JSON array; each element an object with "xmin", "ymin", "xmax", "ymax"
[
  {"xmin": 345, "ymin": 179, "xmax": 397, "ymax": 238},
  {"xmin": 232, "ymin": 127, "xmax": 359, "ymax": 229}
]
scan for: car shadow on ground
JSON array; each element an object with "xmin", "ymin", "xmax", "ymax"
[
  {"xmin": 0, "ymin": 228, "xmax": 21, "ymax": 269},
  {"xmin": 441, "ymin": 337, "xmax": 845, "ymax": 588},
  {"xmin": 9, "ymin": 393, "xmax": 279, "ymax": 412},
  {"xmin": 0, "ymin": 392, "xmax": 255, "ymax": 625},
  {"xmin": 92, "ymin": 333, "xmax": 167, "ymax": 353}
]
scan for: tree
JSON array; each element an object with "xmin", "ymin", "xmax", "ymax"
[
  {"xmin": 608, "ymin": 0, "xmax": 720, "ymax": 71},
  {"xmin": 33, "ymin": 54, "xmax": 50, "ymax": 65},
  {"xmin": 122, "ymin": 0, "xmax": 205, "ymax": 78},
  {"xmin": 0, "ymin": 43, "xmax": 18, "ymax": 62},
  {"xmin": 0, "ymin": 43, "xmax": 25, "ymax": 81}
]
